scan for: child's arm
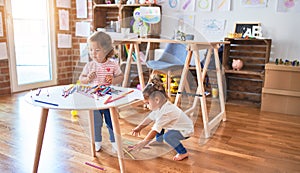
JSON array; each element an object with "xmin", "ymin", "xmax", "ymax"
[
  {"xmin": 131, "ymin": 117, "xmax": 152, "ymax": 136},
  {"xmin": 79, "ymin": 72, "xmax": 96, "ymax": 84},
  {"xmin": 130, "ymin": 130, "xmax": 157, "ymax": 151},
  {"xmin": 110, "ymin": 73, "xmax": 124, "ymax": 85}
]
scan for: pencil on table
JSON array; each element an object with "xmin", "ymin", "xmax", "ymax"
[{"xmin": 104, "ymin": 96, "xmax": 112, "ymax": 104}]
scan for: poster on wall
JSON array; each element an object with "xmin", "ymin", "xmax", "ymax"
[
  {"xmin": 181, "ymin": 0, "xmax": 196, "ymax": 12},
  {"xmin": 56, "ymin": 0, "xmax": 71, "ymax": 8},
  {"xmin": 241, "ymin": 0, "xmax": 268, "ymax": 8},
  {"xmin": 200, "ymin": 19, "xmax": 226, "ymax": 40},
  {"xmin": 75, "ymin": 22, "xmax": 90, "ymax": 37},
  {"xmin": 76, "ymin": 0, "xmax": 87, "ymax": 18},
  {"xmin": 277, "ymin": 0, "xmax": 300, "ymax": 12},
  {"xmin": 58, "ymin": 34, "xmax": 72, "ymax": 48},
  {"xmin": 197, "ymin": 0, "xmax": 212, "ymax": 12},
  {"xmin": 0, "ymin": 12, "xmax": 3, "ymax": 37},
  {"xmin": 161, "ymin": 0, "xmax": 180, "ymax": 12},
  {"xmin": 213, "ymin": 0, "xmax": 231, "ymax": 11},
  {"xmin": 0, "ymin": 42, "xmax": 7, "ymax": 60},
  {"xmin": 59, "ymin": 10, "xmax": 69, "ymax": 31}
]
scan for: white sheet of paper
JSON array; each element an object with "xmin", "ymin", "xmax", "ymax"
[
  {"xmin": 75, "ymin": 22, "xmax": 90, "ymax": 37},
  {"xmin": 0, "ymin": 42, "xmax": 8, "ymax": 60},
  {"xmin": 57, "ymin": 34, "xmax": 72, "ymax": 48},
  {"xmin": 76, "ymin": 0, "xmax": 87, "ymax": 18},
  {"xmin": 0, "ymin": 12, "xmax": 3, "ymax": 37},
  {"xmin": 56, "ymin": 0, "xmax": 71, "ymax": 8},
  {"xmin": 59, "ymin": 10, "xmax": 69, "ymax": 31}
]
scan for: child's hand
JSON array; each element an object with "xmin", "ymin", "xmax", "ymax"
[
  {"xmin": 88, "ymin": 71, "xmax": 96, "ymax": 82},
  {"xmin": 131, "ymin": 127, "xmax": 141, "ymax": 136},
  {"xmin": 128, "ymin": 140, "xmax": 148, "ymax": 152},
  {"xmin": 105, "ymin": 75, "xmax": 113, "ymax": 84}
]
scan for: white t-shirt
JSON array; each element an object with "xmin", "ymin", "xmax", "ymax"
[
  {"xmin": 80, "ymin": 59, "xmax": 122, "ymax": 86},
  {"xmin": 147, "ymin": 101, "xmax": 194, "ymax": 137}
]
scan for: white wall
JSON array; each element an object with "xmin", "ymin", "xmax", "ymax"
[{"xmin": 159, "ymin": 1, "xmax": 300, "ymax": 61}]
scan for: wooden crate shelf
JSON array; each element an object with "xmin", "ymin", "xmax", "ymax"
[{"xmin": 222, "ymin": 38, "xmax": 272, "ymax": 106}]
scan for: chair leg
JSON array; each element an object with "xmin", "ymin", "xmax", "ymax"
[{"xmin": 167, "ymin": 70, "xmax": 171, "ymax": 98}]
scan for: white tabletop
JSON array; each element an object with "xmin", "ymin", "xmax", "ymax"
[{"xmin": 25, "ymin": 85, "xmax": 143, "ymax": 110}]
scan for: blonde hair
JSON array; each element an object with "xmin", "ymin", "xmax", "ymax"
[{"xmin": 88, "ymin": 31, "xmax": 115, "ymax": 59}]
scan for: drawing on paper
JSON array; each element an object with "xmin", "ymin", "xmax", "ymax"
[{"xmin": 241, "ymin": 0, "xmax": 267, "ymax": 7}]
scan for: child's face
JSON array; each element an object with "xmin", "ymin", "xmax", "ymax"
[
  {"xmin": 89, "ymin": 41, "xmax": 107, "ymax": 63},
  {"xmin": 144, "ymin": 97, "xmax": 160, "ymax": 111}
]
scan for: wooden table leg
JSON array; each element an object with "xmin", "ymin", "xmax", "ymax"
[
  {"xmin": 122, "ymin": 43, "xmax": 134, "ymax": 87},
  {"xmin": 134, "ymin": 43, "xmax": 145, "ymax": 89},
  {"xmin": 88, "ymin": 110, "xmax": 96, "ymax": 157},
  {"xmin": 109, "ymin": 107, "xmax": 125, "ymax": 173},
  {"xmin": 33, "ymin": 108, "xmax": 49, "ymax": 173}
]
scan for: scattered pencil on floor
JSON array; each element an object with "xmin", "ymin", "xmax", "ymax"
[
  {"xmin": 128, "ymin": 145, "xmax": 150, "ymax": 149},
  {"xmin": 85, "ymin": 162, "xmax": 105, "ymax": 171},
  {"xmin": 123, "ymin": 148, "xmax": 136, "ymax": 160}
]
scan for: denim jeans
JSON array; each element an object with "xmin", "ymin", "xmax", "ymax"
[
  {"xmin": 93, "ymin": 109, "xmax": 115, "ymax": 142},
  {"xmin": 156, "ymin": 129, "xmax": 188, "ymax": 154}
]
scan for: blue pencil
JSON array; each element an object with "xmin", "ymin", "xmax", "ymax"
[{"xmin": 34, "ymin": 100, "xmax": 59, "ymax": 107}]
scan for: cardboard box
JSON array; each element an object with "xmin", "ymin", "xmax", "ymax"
[
  {"xmin": 264, "ymin": 63, "xmax": 300, "ymax": 92},
  {"xmin": 261, "ymin": 88, "xmax": 300, "ymax": 115},
  {"xmin": 261, "ymin": 63, "xmax": 300, "ymax": 115}
]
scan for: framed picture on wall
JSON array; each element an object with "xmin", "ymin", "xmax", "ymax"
[{"xmin": 234, "ymin": 22, "xmax": 261, "ymax": 35}]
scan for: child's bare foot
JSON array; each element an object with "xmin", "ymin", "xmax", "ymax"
[
  {"xmin": 173, "ymin": 153, "xmax": 189, "ymax": 161},
  {"xmin": 149, "ymin": 141, "xmax": 164, "ymax": 146}
]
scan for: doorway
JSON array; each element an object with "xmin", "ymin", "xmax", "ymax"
[{"xmin": 6, "ymin": 0, "xmax": 57, "ymax": 92}]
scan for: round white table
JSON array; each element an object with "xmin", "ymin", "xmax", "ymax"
[{"xmin": 25, "ymin": 85, "xmax": 143, "ymax": 173}]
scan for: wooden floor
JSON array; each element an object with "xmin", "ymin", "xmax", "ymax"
[{"xmin": 0, "ymin": 92, "xmax": 300, "ymax": 173}]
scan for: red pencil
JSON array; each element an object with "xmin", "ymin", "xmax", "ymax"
[
  {"xmin": 104, "ymin": 90, "xmax": 134, "ymax": 104},
  {"xmin": 104, "ymin": 95, "xmax": 112, "ymax": 104},
  {"xmin": 85, "ymin": 162, "xmax": 105, "ymax": 170}
]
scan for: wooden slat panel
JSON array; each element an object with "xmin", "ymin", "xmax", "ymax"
[
  {"xmin": 230, "ymin": 45, "xmax": 267, "ymax": 52},
  {"xmin": 227, "ymin": 75, "xmax": 263, "ymax": 93},
  {"xmin": 227, "ymin": 90, "xmax": 261, "ymax": 103}
]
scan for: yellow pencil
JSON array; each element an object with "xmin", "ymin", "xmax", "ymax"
[{"xmin": 122, "ymin": 148, "xmax": 135, "ymax": 160}]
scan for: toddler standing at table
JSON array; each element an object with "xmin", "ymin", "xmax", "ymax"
[
  {"xmin": 79, "ymin": 31, "xmax": 124, "ymax": 153},
  {"xmin": 130, "ymin": 76, "xmax": 194, "ymax": 161}
]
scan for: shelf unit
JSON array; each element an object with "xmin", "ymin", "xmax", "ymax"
[
  {"xmin": 92, "ymin": 1, "xmax": 161, "ymax": 36},
  {"xmin": 222, "ymin": 38, "xmax": 272, "ymax": 105}
]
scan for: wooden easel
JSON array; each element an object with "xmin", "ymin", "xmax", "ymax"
[{"xmin": 174, "ymin": 43, "xmax": 227, "ymax": 138}]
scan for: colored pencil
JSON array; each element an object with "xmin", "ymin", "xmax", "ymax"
[
  {"xmin": 104, "ymin": 96, "xmax": 112, "ymax": 104},
  {"xmin": 104, "ymin": 90, "xmax": 134, "ymax": 104},
  {"xmin": 85, "ymin": 162, "xmax": 105, "ymax": 171},
  {"xmin": 122, "ymin": 148, "xmax": 135, "ymax": 160},
  {"xmin": 36, "ymin": 89, "xmax": 41, "ymax": 96},
  {"xmin": 34, "ymin": 100, "xmax": 59, "ymax": 107}
]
